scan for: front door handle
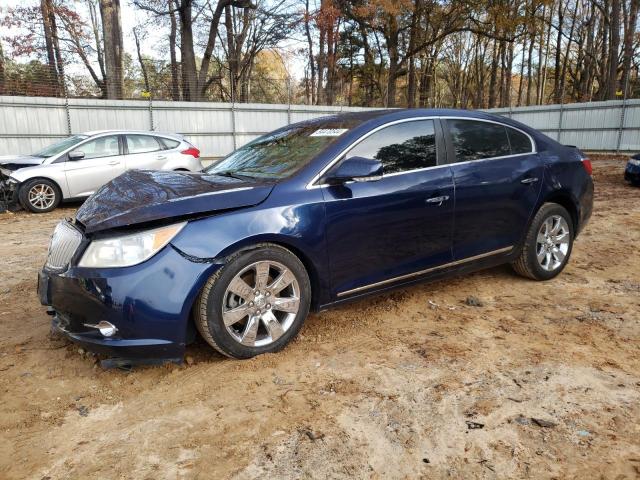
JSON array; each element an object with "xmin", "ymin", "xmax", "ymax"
[
  {"xmin": 426, "ymin": 195, "xmax": 450, "ymax": 206},
  {"xmin": 521, "ymin": 177, "xmax": 539, "ymax": 184},
  {"xmin": 108, "ymin": 160, "xmax": 120, "ymax": 166}
]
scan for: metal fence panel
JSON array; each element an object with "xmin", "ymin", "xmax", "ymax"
[{"xmin": 0, "ymin": 96, "xmax": 638, "ymax": 158}]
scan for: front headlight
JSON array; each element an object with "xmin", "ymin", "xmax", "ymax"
[
  {"xmin": 629, "ymin": 158, "xmax": 640, "ymax": 166},
  {"xmin": 78, "ymin": 222, "xmax": 186, "ymax": 268}
]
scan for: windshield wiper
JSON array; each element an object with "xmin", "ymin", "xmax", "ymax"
[{"xmin": 212, "ymin": 170, "xmax": 256, "ymax": 180}]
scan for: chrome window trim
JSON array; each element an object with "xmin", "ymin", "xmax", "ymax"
[
  {"xmin": 306, "ymin": 115, "xmax": 537, "ymax": 189},
  {"xmin": 307, "ymin": 117, "xmax": 437, "ymax": 189},
  {"xmin": 336, "ymin": 246, "xmax": 513, "ymax": 298},
  {"xmin": 441, "ymin": 116, "xmax": 537, "ymax": 158}
]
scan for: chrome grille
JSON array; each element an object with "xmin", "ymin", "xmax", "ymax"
[{"xmin": 45, "ymin": 221, "xmax": 82, "ymax": 270}]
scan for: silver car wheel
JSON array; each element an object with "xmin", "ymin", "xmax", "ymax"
[
  {"xmin": 28, "ymin": 184, "xmax": 56, "ymax": 210},
  {"xmin": 221, "ymin": 260, "xmax": 301, "ymax": 347},
  {"xmin": 536, "ymin": 214, "xmax": 570, "ymax": 271}
]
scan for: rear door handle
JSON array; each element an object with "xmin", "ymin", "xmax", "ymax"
[
  {"xmin": 521, "ymin": 177, "xmax": 539, "ymax": 184},
  {"xmin": 156, "ymin": 155, "xmax": 167, "ymax": 160},
  {"xmin": 426, "ymin": 195, "xmax": 450, "ymax": 206}
]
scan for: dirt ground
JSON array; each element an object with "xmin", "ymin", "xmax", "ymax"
[{"xmin": 0, "ymin": 156, "xmax": 639, "ymax": 480}]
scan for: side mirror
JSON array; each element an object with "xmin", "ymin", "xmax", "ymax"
[
  {"xmin": 68, "ymin": 150, "xmax": 85, "ymax": 161},
  {"xmin": 326, "ymin": 156, "xmax": 383, "ymax": 184}
]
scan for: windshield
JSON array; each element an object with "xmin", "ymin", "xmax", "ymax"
[
  {"xmin": 32, "ymin": 135, "xmax": 89, "ymax": 158},
  {"xmin": 205, "ymin": 121, "xmax": 359, "ymax": 179}
]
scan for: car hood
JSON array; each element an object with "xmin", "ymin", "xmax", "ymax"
[
  {"xmin": 76, "ymin": 170, "xmax": 276, "ymax": 233},
  {"xmin": 0, "ymin": 155, "xmax": 46, "ymax": 171}
]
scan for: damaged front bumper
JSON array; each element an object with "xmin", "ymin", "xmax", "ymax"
[
  {"xmin": 38, "ymin": 240, "xmax": 223, "ymax": 366},
  {"xmin": 0, "ymin": 169, "xmax": 19, "ymax": 210}
]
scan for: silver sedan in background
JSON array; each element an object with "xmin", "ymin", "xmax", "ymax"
[{"xmin": 0, "ymin": 130, "xmax": 203, "ymax": 213}]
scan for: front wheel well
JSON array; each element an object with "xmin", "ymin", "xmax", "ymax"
[{"xmin": 19, "ymin": 177, "xmax": 64, "ymax": 197}]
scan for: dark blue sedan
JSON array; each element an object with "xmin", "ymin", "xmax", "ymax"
[
  {"xmin": 625, "ymin": 153, "xmax": 640, "ymax": 185},
  {"xmin": 38, "ymin": 109, "xmax": 594, "ymax": 364}
]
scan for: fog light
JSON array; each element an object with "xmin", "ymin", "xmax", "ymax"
[{"xmin": 83, "ymin": 321, "xmax": 118, "ymax": 337}]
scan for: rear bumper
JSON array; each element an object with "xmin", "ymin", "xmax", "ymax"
[{"xmin": 38, "ymin": 245, "xmax": 222, "ymax": 364}]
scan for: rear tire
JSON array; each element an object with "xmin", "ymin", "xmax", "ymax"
[
  {"xmin": 18, "ymin": 179, "xmax": 61, "ymax": 213},
  {"xmin": 194, "ymin": 244, "xmax": 311, "ymax": 359},
  {"xmin": 511, "ymin": 203, "xmax": 574, "ymax": 280}
]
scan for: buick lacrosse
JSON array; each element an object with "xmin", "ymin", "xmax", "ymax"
[{"xmin": 38, "ymin": 109, "xmax": 593, "ymax": 364}]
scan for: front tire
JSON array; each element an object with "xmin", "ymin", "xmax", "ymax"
[
  {"xmin": 194, "ymin": 244, "xmax": 311, "ymax": 359},
  {"xmin": 511, "ymin": 203, "xmax": 574, "ymax": 280},
  {"xmin": 18, "ymin": 179, "xmax": 61, "ymax": 213}
]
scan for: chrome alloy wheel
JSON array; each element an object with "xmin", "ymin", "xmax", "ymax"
[
  {"xmin": 536, "ymin": 215, "xmax": 570, "ymax": 271},
  {"xmin": 28, "ymin": 183, "xmax": 56, "ymax": 210},
  {"xmin": 222, "ymin": 260, "xmax": 301, "ymax": 347}
]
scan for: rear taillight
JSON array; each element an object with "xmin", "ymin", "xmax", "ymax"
[
  {"xmin": 181, "ymin": 147, "xmax": 200, "ymax": 158},
  {"xmin": 581, "ymin": 158, "xmax": 593, "ymax": 175}
]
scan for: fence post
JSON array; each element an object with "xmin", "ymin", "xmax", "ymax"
[
  {"xmin": 63, "ymin": 76, "xmax": 72, "ymax": 135},
  {"xmin": 616, "ymin": 76, "xmax": 629, "ymax": 152},
  {"xmin": 557, "ymin": 101, "xmax": 564, "ymax": 144},
  {"xmin": 286, "ymin": 76, "xmax": 292, "ymax": 125},
  {"xmin": 148, "ymin": 93, "xmax": 154, "ymax": 131},
  {"xmin": 230, "ymin": 81, "xmax": 238, "ymax": 150}
]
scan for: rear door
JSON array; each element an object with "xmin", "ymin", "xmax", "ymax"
[
  {"xmin": 123, "ymin": 134, "xmax": 167, "ymax": 171},
  {"xmin": 321, "ymin": 119, "xmax": 455, "ymax": 298},
  {"xmin": 64, "ymin": 134, "xmax": 125, "ymax": 198},
  {"xmin": 443, "ymin": 118, "xmax": 543, "ymax": 260}
]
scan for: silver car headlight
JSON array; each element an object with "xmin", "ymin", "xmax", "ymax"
[
  {"xmin": 629, "ymin": 158, "xmax": 640, "ymax": 166},
  {"xmin": 78, "ymin": 222, "xmax": 186, "ymax": 268}
]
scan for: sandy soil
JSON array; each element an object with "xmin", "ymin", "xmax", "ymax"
[{"xmin": 0, "ymin": 157, "xmax": 639, "ymax": 479}]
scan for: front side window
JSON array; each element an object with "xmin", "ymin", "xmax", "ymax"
[
  {"xmin": 126, "ymin": 135, "xmax": 162, "ymax": 154},
  {"xmin": 446, "ymin": 119, "xmax": 511, "ymax": 162},
  {"xmin": 74, "ymin": 135, "xmax": 120, "ymax": 160},
  {"xmin": 346, "ymin": 120, "xmax": 437, "ymax": 174}
]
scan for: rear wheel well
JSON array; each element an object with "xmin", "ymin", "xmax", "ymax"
[{"xmin": 542, "ymin": 193, "xmax": 578, "ymax": 232}]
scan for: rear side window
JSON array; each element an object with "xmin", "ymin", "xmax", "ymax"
[
  {"xmin": 160, "ymin": 138, "xmax": 180, "ymax": 150},
  {"xmin": 347, "ymin": 120, "xmax": 437, "ymax": 174},
  {"xmin": 446, "ymin": 119, "xmax": 510, "ymax": 162},
  {"xmin": 507, "ymin": 127, "xmax": 533, "ymax": 154},
  {"xmin": 125, "ymin": 135, "xmax": 162, "ymax": 154}
]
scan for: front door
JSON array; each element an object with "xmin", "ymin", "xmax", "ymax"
[
  {"xmin": 64, "ymin": 134, "xmax": 125, "ymax": 198},
  {"xmin": 321, "ymin": 119, "xmax": 455, "ymax": 298},
  {"xmin": 443, "ymin": 118, "xmax": 544, "ymax": 260}
]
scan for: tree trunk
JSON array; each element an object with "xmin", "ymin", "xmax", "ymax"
[
  {"xmin": 488, "ymin": 38, "xmax": 499, "ymax": 108},
  {"xmin": 169, "ymin": 0, "xmax": 180, "ymax": 100},
  {"xmin": 406, "ymin": 0, "xmax": 422, "ymax": 108},
  {"xmin": 621, "ymin": 0, "xmax": 639, "ymax": 96},
  {"xmin": 608, "ymin": 0, "xmax": 621, "ymax": 98},
  {"xmin": 99, "ymin": 0, "xmax": 124, "ymax": 99},
  {"xmin": 41, "ymin": 0, "xmax": 62, "ymax": 96},
  {"xmin": 0, "ymin": 40, "xmax": 4, "ymax": 96},
  {"xmin": 304, "ymin": 0, "xmax": 316, "ymax": 105},
  {"xmin": 133, "ymin": 28, "xmax": 150, "ymax": 92},
  {"xmin": 178, "ymin": 1, "xmax": 198, "ymax": 101}
]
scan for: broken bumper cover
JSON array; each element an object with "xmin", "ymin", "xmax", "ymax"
[
  {"xmin": 0, "ymin": 170, "xmax": 19, "ymax": 208},
  {"xmin": 38, "ymin": 244, "xmax": 222, "ymax": 364}
]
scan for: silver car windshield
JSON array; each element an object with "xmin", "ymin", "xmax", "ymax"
[{"xmin": 32, "ymin": 135, "xmax": 89, "ymax": 158}]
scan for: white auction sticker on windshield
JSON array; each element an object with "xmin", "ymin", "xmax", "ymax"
[{"xmin": 310, "ymin": 128, "xmax": 348, "ymax": 137}]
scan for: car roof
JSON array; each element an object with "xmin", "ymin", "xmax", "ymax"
[
  {"xmin": 295, "ymin": 108, "xmax": 531, "ymax": 132},
  {"xmin": 82, "ymin": 130, "xmax": 184, "ymax": 140}
]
